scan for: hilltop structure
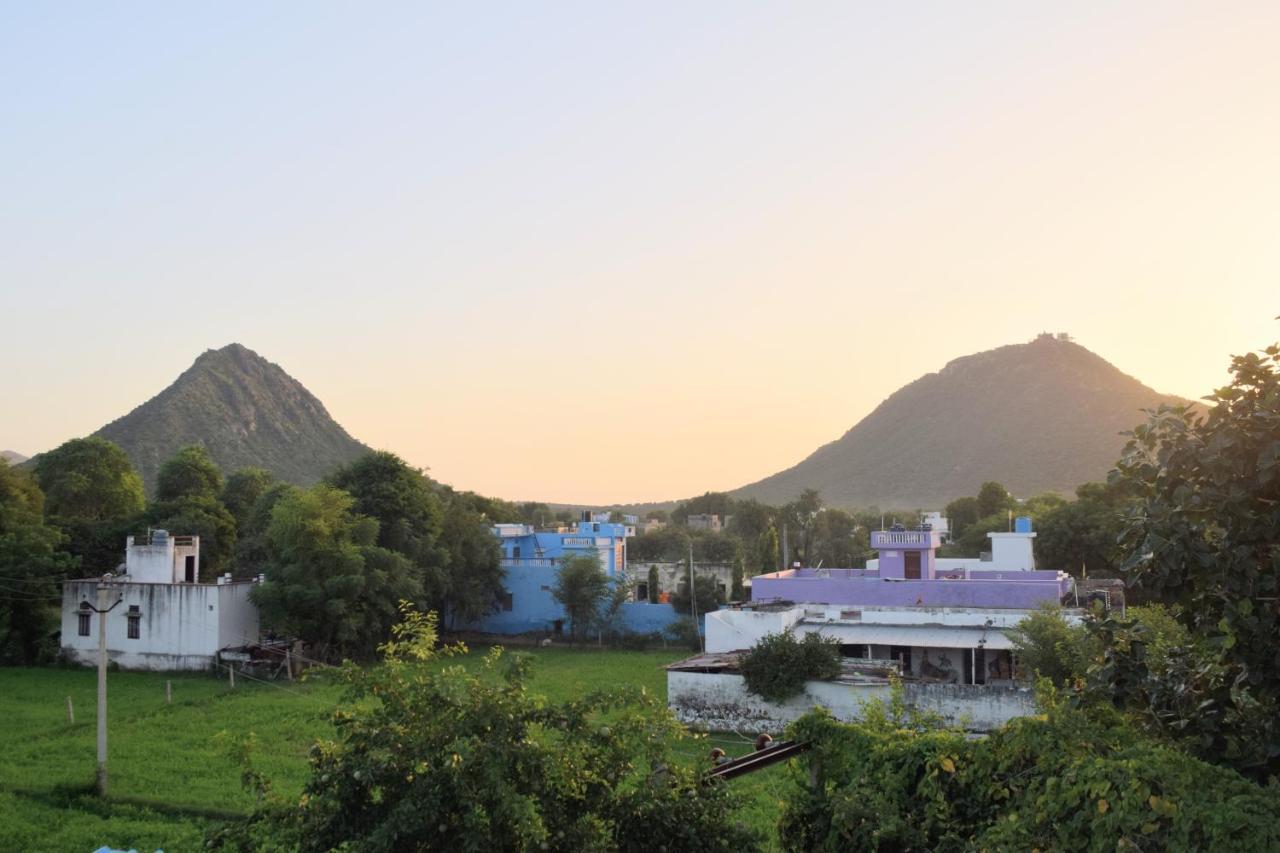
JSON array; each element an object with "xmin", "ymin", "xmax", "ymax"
[{"xmin": 60, "ymin": 531, "xmax": 260, "ymax": 670}]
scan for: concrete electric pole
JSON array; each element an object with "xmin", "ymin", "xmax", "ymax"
[{"xmin": 91, "ymin": 574, "xmax": 122, "ymax": 796}]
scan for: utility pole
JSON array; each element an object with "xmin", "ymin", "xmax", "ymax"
[
  {"xmin": 687, "ymin": 542, "xmax": 703, "ymax": 653},
  {"xmin": 91, "ymin": 574, "xmax": 122, "ymax": 796}
]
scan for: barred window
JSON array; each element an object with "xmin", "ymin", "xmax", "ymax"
[
  {"xmin": 78, "ymin": 604, "xmax": 91, "ymax": 637},
  {"xmin": 127, "ymin": 605, "xmax": 141, "ymax": 640}
]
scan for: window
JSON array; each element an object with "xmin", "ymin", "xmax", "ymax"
[
  {"xmin": 78, "ymin": 603, "xmax": 91, "ymax": 637},
  {"xmin": 499, "ymin": 591, "xmax": 513, "ymax": 612},
  {"xmin": 127, "ymin": 605, "xmax": 141, "ymax": 640}
]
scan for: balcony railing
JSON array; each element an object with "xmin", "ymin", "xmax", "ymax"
[{"xmin": 871, "ymin": 530, "xmax": 939, "ymax": 547}]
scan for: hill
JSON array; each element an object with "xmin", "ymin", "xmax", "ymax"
[
  {"xmin": 1, "ymin": 450, "xmax": 28, "ymax": 465},
  {"xmin": 732, "ymin": 335, "xmax": 1187, "ymax": 508},
  {"xmin": 90, "ymin": 344, "xmax": 368, "ymax": 492}
]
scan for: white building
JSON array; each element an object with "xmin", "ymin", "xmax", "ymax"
[{"xmin": 60, "ymin": 530, "xmax": 261, "ymax": 671}]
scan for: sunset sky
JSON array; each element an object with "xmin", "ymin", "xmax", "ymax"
[{"xmin": 3, "ymin": 3, "xmax": 1278, "ymax": 504}]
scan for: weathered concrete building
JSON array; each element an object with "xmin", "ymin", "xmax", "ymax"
[
  {"xmin": 667, "ymin": 518, "xmax": 1090, "ymax": 732},
  {"xmin": 60, "ymin": 531, "xmax": 260, "ymax": 671}
]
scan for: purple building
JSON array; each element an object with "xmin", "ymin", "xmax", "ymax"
[{"xmin": 750, "ymin": 524, "xmax": 1072, "ymax": 610}]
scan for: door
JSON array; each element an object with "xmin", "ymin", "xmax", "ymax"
[
  {"xmin": 904, "ymin": 550, "xmax": 921, "ymax": 580},
  {"xmin": 184, "ymin": 555, "xmax": 196, "ymax": 583}
]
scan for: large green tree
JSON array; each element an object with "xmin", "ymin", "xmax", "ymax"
[
  {"xmin": 326, "ymin": 451, "xmax": 445, "ymax": 570},
  {"xmin": 146, "ymin": 496, "xmax": 238, "ymax": 577},
  {"xmin": 251, "ymin": 484, "xmax": 423, "ymax": 660},
  {"xmin": 1104, "ymin": 341, "xmax": 1280, "ymax": 777},
  {"xmin": 34, "ymin": 437, "xmax": 145, "ymax": 522},
  {"xmin": 0, "ymin": 461, "xmax": 76, "ymax": 664},
  {"xmin": 156, "ymin": 445, "xmax": 224, "ymax": 503},
  {"xmin": 34, "ymin": 437, "xmax": 145, "ymax": 573},
  {"xmin": 436, "ymin": 498, "xmax": 503, "ymax": 628}
]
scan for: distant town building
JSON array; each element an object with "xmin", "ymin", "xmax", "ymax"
[
  {"xmin": 60, "ymin": 531, "xmax": 260, "ymax": 671},
  {"xmin": 477, "ymin": 515, "xmax": 679, "ymax": 637},
  {"xmin": 686, "ymin": 513, "xmax": 724, "ymax": 532},
  {"xmin": 667, "ymin": 517, "xmax": 1100, "ymax": 732},
  {"xmin": 638, "ymin": 518, "xmax": 667, "ymax": 534}
]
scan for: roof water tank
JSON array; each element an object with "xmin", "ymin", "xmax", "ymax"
[{"xmin": 1014, "ymin": 517, "xmax": 1032, "ymax": 534}]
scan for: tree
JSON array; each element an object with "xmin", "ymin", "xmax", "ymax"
[
  {"xmin": 628, "ymin": 525, "xmax": 691, "ymax": 562},
  {"xmin": 232, "ymin": 482, "xmax": 297, "ymax": 577},
  {"xmin": 670, "ymin": 573, "xmax": 722, "ymax": 617},
  {"xmin": 551, "ymin": 554, "xmax": 610, "ymax": 642},
  {"xmin": 944, "ymin": 495, "xmax": 980, "ymax": 540},
  {"xmin": 976, "ymin": 481, "xmax": 1015, "ymax": 518},
  {"xmin": 731, "ymin": 553, "xmax": 745, "ymax": 600},
  {"xmin": 326, "ymin": 451, "xmax": 445, "ymax": 571},
  {"xmin": 251, "ymin": 485, "xmax": 422, "ymax": 660},
  {"xmin": 146, "ymin": 496, "xmax": 238, "ymax": 577},
  {"xmin": 436, "ymin": 498, "xmax": 503, "ymax": 628},
  {"xmin": 756, "ymin": 525, "xmax": 780, "ymax": 574},
  {"xmin": 647, "ymin": 564, "xmax": 660, "ymax": 601},
  {"xmin": 1104, "ymin": 341, "xmax": 1280, "ymax": 777},
  {"xmin": 220, "ymin": 467, "xmax": 275, "ymax": 530},
  {"xmin": 0, "ymin": 460, "xmax": 76, "ymax": 664},
  {"xmin": 34, "ymin": 436, "xmax": 144, "ymax": 522},
  {"xmin": 1035, "ymin": 481, "xmax": 1129, "ymax": 577},
  {"xmin": 207, "ymin": 605, "xmax": 759, "ymax": 852},
  {"xmin": 157, "ymin": 445, "xmax": 224, "ymax": 503},
  {"xmin": 672, "ymin": 491, "xmax": 735, "ymax": 526},
  {"xmin": 34, "ymin": 437, "xmax": 145, "ymax": 573}
]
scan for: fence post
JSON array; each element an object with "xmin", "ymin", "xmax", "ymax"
[
  {"xmin": 66, "ymin": 695, "xmax": 74, "ymax": 724},
  {"xmin": 228, "ymin": 664, "xmax": 235, "ymax": 689},
  {"xmin": 165, "ymin": 680, "xmax": 172, "ymax": 705}
]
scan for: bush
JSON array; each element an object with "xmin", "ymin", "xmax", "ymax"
[
  {"xmin": 1007, "ymin": 605, "xmax": 1099, "ymax": 686},
  {"xmin": 208, "ymin": 604, "xmax": 759, "ymax": 852},
  {"xmin": 739, "ymin": 631, "xmax": 841, "ymax": 702},
  {"xmin": 780, "ymin": 702, "xmax": 1280, "ymax": 852},
  {"xmin": 665, "ymin": 617, "xmax": 702, "ymax": 652}
]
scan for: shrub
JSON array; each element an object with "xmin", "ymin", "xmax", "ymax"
[
  {"xmin": 739, "ymin": 631, "xmax": 841, "ymax": 703},
  {"xmin": 1007, "ymin": 605, "xmax": 1099, "ymax": 686},
  {"xmin": 665, "ymin": 617, "xmax": 702, "ymax": 652},
  {"xmin": 208, "ymin": 604, "xmax": 759, "ymax": 852},
  {"xmin": 779, "ymin": 703, "xmax": 1280, "ymax": 852}
]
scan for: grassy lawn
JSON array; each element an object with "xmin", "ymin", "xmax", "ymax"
[{"xmin": 0, "ymin": 647, "xmax": 791, "ymax": 852}]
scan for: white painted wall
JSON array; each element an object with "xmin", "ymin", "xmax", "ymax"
[
  {"xmin": 667, "ymin": 670, "xmax": 1035, "ymax": 733},
  {"xmin": 61, "ymin": 579, "xmax": 260, "ymax": 670},
  {"xmin": 705, "ymin": 605, "xmax": 1082, "ymax": 654}
]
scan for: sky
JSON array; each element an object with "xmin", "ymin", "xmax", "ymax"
[{"xmin": 3, "ymin": 2, "xmax": 1279, "ymax": 505}]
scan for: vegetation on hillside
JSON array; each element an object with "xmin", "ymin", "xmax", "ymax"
[
  {"xmin": 90, "ymin": 343, "xmax": 368, "ymax": 493},
  {"xmin": 734, "ymin": 335, "xmax": 1186, "ymax": 507}
]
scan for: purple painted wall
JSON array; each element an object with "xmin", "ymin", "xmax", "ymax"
[{"xmin": 750, "ymin": 572, "xmax": 1071, "ymax": 609}]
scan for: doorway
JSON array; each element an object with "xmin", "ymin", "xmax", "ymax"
[
  {"xmin": 904, "ymin": 550, "xmax": 921, "ymax": 580},
  {"xmin": 184, "ymin": 555, "xmax": 196, "ymax": 583}
]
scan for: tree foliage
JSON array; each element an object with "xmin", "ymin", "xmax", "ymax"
[
  {"xmin": 221, "ymin": 467, "xmax": 275, "ymax": 530},
  {"xmin": 779, "ymin": 702, "xmax": 1280, "ymax": 852},
  {"xmin": 34, "ymin": 437, "xmax": 144, "ymax": 522},
  {"xmin": 156, "ymin": 445, "xmax": 224, "ymax": 503},
  {"xmin": 436, "ymin": 497, "xmax": 503, "ymax": 628},
  {"xmin": 207, "ymin": 605, "xmax": 759, "ymax": 852},
  {"xmin": 146, "ymin": 495, "xmax": 238, "ymax": 576},
  {"xmin": 1106, "ymin": 341, "xmax": 1280, "ymax": 778},
  {"xmin": 669, "ymin": 573, "xmax": 722, "ymax": 618},
  {"xmin": 251, "ymin": 484, "xmax": 422, "ymax": 660},
  {"xmin": 0, "ymin": 460, "xmax": 76, "ymax": 664},
  {"xmin": 739, "ymin": 631, "xmax": 842, "ymax": 703},
  {"xmin": 552, "ymin": 554, "xmax": 610, "ymax": 642}
]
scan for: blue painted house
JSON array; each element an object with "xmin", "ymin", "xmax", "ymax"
[{"xmin": 474, "ymin": 514, "xmax": 682, "ymax": 637}]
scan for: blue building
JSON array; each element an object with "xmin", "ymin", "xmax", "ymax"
[{"xmin": 474, "ymin": 514, "xmax": 681, "ymax": 637}]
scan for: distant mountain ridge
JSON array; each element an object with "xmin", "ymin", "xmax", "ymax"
[
  {"xmin": 1, "ymin": 450, "xmax": 28, "ymax": 465},
  {"xmin": 732, "ymin": 335, "xmax": 1187, "ymax": 508},
  {"xmin": 91, "ymin": 344, "xmax": 368, "ymax": 493}
]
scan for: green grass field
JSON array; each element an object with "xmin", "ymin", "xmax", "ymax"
[{"xmin": 0, "ymin": 647, "xmax": 791, "ymax": 852}]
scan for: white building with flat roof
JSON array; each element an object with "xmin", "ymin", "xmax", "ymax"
[{"xmin": 60, "ymin": 531, "xmax": 261, "ymax": 671}]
